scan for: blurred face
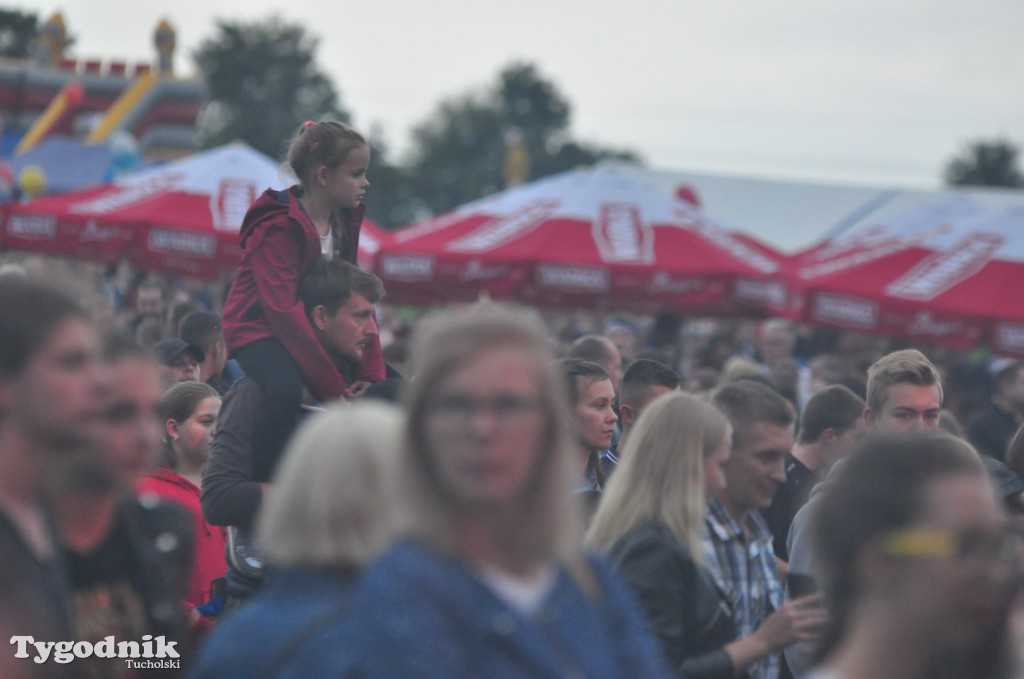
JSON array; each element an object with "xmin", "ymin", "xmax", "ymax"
[
  {"xmin": 170, "ymin": 396, "xmax": 221, "ymax": 470},
  {"xmin": 322, "ymin": 145, "xmax": 370, "ymax": 209},
  {"xmin": 717, "ymin": 421, "xmax": 793, "ymax": 518},
  {"xmin": 880, "ymin": 473, "xmax": 1019, "ymax": 654},
  {"xmin": 575, "ymin": 377, "xmax": 617, "ymax": 453},
  {"xmin": 426, "ymin": 347, "xmax": 546, "ymax": 508},
  {"xmin": 1, "ymin": 318, "xmax": 106, "ymax": 452},
  {"xmin": 316, "ymin": 293, "xmax": 378, "ymax": 366},
  {"xmin": 869, "ymin": 383, "xmax": 942, "ymax": 433},
  {"xmin": 759, "ymin": 329, "xmax": 794, "ymax": 367},
  {"xmin": 1002, "ymin": 368, "xmax": 1024, "ymax": 411},
  {"xmin": 99, "ymin": 358, "xmax": 163, "ymax": 489},
  {"xmin": 601, "ymin": 341, "xmax": 624, "ymax": 393},
  {"xmin": 703, "ymin": 437, "xmax": 731, "ymax": 499},
  {"xmin": 160, "ymin": 352, "xmax": 200, "ymax": 386}
]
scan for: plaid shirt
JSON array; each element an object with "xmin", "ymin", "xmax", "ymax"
[{"xmin": 702, "ymin": 498, "xmax": 784, "ymax": 679}]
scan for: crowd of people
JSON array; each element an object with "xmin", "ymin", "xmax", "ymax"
[{"xmin": 1, "ymin": 120, "xmax": 1024, "ymax": 679}]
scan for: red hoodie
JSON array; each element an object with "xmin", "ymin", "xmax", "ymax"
[
  {"xmin": 136, "ymin": 469, "xmax": 226, "ymax": 609},
  {"xmin": 222, "ymin": 187, "xmax": 385, "ymax": 400}
]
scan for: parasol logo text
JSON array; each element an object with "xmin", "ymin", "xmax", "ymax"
[
  {"xmin": 7, "ymin": 214, "xmax": 55, "ymax": 240},
  {"xmin": 447, "ymin": 200, "xmax": 558, "ymax": 252},
  {"xmin": 70, "ymin": 174, "xmax": 181, "ymax": 214},
  {"xmin": 211, "ymin": 179, "xmax": 258, "ymax": 232},
  {"xmin": 647, "ymin": 272, "xmax": 703, "ymax": 295},
  {"xmin": 148, "ymin": 228, "xmax": 216, "ymax": 258},
  {"xmin": 995, "ymin": 324, "xmax": 1024, "ymax": 354},
  {"xmin": 907, "ymin": 311, "xmax": 969, "ymax": 338},
  {"xmin": 80, "ymin": 221, "xmax": 123, "ymax": 242},
  {"xmin": 380, "ymin": 255, "xmax": 434, "ymax": 280},
  {"xmin": 594, "ymin": 204, "xmax": 654, "ymax": 264},
  {"xmin": 735, "ymin": 278, "xmax": 787, "ymax": 308},
  {"xmin": 886, "ymin": 233, "xmax": 1002, "ymax": 301},
  {"xmin": 537, "ymin": 265, "xmax": 608, "ymax": 292},
  {"xmin": 812, "ymin": 293, "xmax": 878, "ymax": 329}
]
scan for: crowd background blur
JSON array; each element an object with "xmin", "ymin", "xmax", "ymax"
[{"xmin": 1, "ymin": 251, "xmax": 1006, "ymax": 435}]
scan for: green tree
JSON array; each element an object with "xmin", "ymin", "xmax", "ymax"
[
  {"xmin": 405, "ymin": 62, "xmax": 640, "ymax": 217},
  {"xmin": 364, "ymin": 130, "xmax": 419, "ymax": 230},
  {"xmin": 0, "ymin": 9, "xmax": 37, "ymax": 58},
  {"xmin": 944, "ymin": 139, "xmax": 1024, "ymax": 188},
  {"xmin": 193, "ymin": 17, "xmax": 348, "ymax": 156}
]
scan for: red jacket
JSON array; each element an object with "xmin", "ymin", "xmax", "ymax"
[
  {"xmin": 222, "ymin": 187, "xmax": 385, "ymax": 400},
  {"xmin": 136, "ymin": 469, "xmax": 226, "ymax": 609}
]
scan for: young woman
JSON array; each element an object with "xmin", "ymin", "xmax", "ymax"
[
  {"xmin": 137, "ymin": 380, "xmax": 223, "ymax": 613},
  {"xmin": 587, "ymin": 391, "xmax": 825, "ymax": 678},
  {"xmin": 351, "ymin": 303, "xmax": 671, "ymax": 678},
  {"xmin": 807, "ymin": 433, "xmax": 1022, "ymax": 679},
  {"xmin": 560, "ymin": 358, "xmax": 618, "ymax": 494}
]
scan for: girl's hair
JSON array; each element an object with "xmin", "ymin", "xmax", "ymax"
[
  {"xmin": 157, "ymin": 380, "xmax": 219, "ymax": 469},
  {"xmin": 586, "ymin": 391, "xmax": 730, "ymax": 562},
  {"xmin": 258, "ymin": 402, "xmax": 403, "ymax": 572},
  {"xmin": 558, "ymin": 358, "xmax": 609, "ymax": 406},
  {"xmin": 401, "ymin": 303, "xmax": 588, "ymax": 580},
  {"xmin": 286, "ymin": 120, "xmax": 366, "ymax": 188},
  {"xmin": 811, "ymin": 432, "xmax": 985, "ymax": 662}
]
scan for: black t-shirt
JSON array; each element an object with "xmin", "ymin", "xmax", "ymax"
[
  {"xmin": 763, "ymin": 453, "xmax": 817, "ymax": 562},
  {"xmin": 66, "ymin": 498, "xmax": 192, "ymax": 678}
]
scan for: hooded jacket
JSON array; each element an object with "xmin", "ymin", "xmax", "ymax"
[{"xmin": 222, "ymin": 187, "xmax": 385, "ymax": 400}]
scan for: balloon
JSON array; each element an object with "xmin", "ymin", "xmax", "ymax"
[
  {"xmin": 64, "ymin": 82, "xmax": 84, "ymax": 106},
  {"xmin": 18, "ymin": 165, "xmax": 47, "ymax": 199}
]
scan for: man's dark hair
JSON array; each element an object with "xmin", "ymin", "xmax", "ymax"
[
  {"xmin": 298, "ymin": 259, "xmax": 384, "ymax": 318},
  {"xmin": 711, "ymin": 379, "xmax": 795, "ymax": 450},
  {"xmin": 178, "ymin": 311, "xmax": 223, "ymax": 352},
  {"xmin": 0, "ymin": 278, "xmax": 88, "ymax": 378},
  {"xmin": 619, "ymin": 359, "xmax": 679, "ymax": 409},
  {"xmin": 798, "ymin": 384, "xmax": 865, "ymax": 445},
  {"xmin": 569, "ymin": 335, "xmax": 616, "ymax": 364}
]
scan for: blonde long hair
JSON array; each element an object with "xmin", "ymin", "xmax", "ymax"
[
  {"xmin": 586, "ymin": 391, "xmax": 731, "ymax": 561},
  {"xmin": 400, "ymin": 303, "xmax": 586, "ymax": 573}
]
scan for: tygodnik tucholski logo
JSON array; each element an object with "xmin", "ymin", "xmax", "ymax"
[{"xmin": 10, "ymin": 634, "xmax": 181, "ymax": 669}]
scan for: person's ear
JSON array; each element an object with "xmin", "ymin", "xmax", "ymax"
[
  {"xmin": 620, "ymin": 404, "xmax": 637, "ymax": 426},
  {"xmin": 315, "ymin": 165, "xmax": 329, "ymax": 187},
  {"xmin": 863, "ymin": 408, "xmax": 875, "ymax": 428},
  {"xmin": 165, "ymin": 419, "xmax": 180, "ymax": 442},
  {"xmin": 312, "ymin": 305, "xmax": 329, "ymax": 331},
  {"xmin": 821, "ymin": 428, "xmax": 838, "ymax": 446}
]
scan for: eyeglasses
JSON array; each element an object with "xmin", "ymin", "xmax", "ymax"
[
  {"xmin": 430, "ymin": 393, "xmax": 540, "ymax": 424},
  {"xmin": 880, "ymin": 525, "xmax": 1024, "ymax": 565}
]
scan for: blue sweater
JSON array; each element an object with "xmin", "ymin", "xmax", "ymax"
[
  {"xmin": 351, "ymin": 540, "xmax": 673, "ymax": 679},
  {"xmin": 190, "ymin": 567, "xmax": 356, "ymax": 679}
]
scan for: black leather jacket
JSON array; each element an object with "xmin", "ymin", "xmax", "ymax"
[{"xmin": 608, "ymin": 522, "xmax": 746, "ymax": 679}]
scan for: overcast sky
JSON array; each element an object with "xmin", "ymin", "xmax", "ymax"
[{"xmin": 14, "ymin": 0, "xmax": 1024, "ymax": 190}]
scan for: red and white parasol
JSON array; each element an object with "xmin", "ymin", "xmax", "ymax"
[
  {"xmin": 377, "ymin": 167, "xmax": 789, "ymax": 314},
  {"xmin": 790, "ymin": 196, "xmax": 1024, "ymax": 354}
]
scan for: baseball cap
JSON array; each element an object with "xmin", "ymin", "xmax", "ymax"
[{"xmin": 154, "ymin": 338, "xmax": 205, "ymax": 365}]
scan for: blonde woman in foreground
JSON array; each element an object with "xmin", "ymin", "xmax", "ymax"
[{"xmin": 350, "ymin": 303, "xmax": 671, "ymax": 678}]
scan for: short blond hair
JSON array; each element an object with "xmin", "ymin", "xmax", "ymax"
[
  {"xmin": 257, "ymin": 401, "xmax": 403, "ymax": 571},
  {"xmin": 866, "ymin": 349, "xmax": 943, "ymax": 415}
]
